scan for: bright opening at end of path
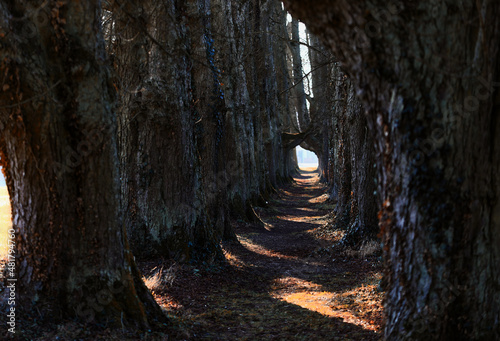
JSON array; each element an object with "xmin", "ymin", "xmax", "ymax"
[{"xmin": 296, "ymin": 146, "xmax": 318, "ymax": 170}]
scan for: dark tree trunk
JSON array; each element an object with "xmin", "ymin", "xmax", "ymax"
[
  {"xmin": 112, "ymin": 0, "xmax": 222, "ymax": 262},
  {"xmin": 344, "ymin": 82, "xmax": 378, "ymax": 244},
  {"xmin": 188, "ymin": 0, "xmax": 235, "ymax": 241},
  {"xmin": 0, "ymin": 0, "xmax": 163, "ymax": 326},
  {"xmin": 211, "ymin": 0, "xmax": 295, "ymax": 223},
  {"xmin": 276, "ymin": 6, "xmax": 300, "ymax": 178},
  {"xmin": 210, "ymin": 0, "xmax": 259, "ymax": 220},
  {"xmin": 326, "ymin": 62, "xmax": 378, "ymax": 245},
  {"xmin": 282, "ymin": 0, "xmax": 500, "ymax": 339},
  {"xmin": 331, "ymin": 73, "xmax": 353, "ymax": 229}
]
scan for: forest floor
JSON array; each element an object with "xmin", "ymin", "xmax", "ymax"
[
  {"xmin": 9, "ymin": 169, "xmax": 384, "ymax": 340},
  {"xmin": 142, "ymin": 169, "xmax": 384, "ymax": 340}
]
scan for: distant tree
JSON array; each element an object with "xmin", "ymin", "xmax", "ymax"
[
  {"xmin": 283, "ymin": 0, "xmax": 500, "ymax": 339},
  {"xmin": 0, "ymin": 0, "xmax": 163, "ymax": 326},
  {"xmin": 290, "ymin": 18, "xmax": 309, "ymax": 131},
  {"xmin": 210, "ymin": 0, "xmax": 258, "ymax": 220}
]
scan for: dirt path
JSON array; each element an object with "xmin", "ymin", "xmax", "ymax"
[{"xmin": 147, "ymin": 170, "xmax": 384, "ymax": 340}]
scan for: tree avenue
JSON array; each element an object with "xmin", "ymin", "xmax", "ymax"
[{"xmin": 0, "ymin": 0, "xmax": 497, "ymax": 339}]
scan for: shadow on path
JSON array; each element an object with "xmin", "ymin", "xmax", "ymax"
[{"xmin": 148, "ymin": 170, "xmax": 384, "ymax": 340}]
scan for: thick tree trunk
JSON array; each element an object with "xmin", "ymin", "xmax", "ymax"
[
  {"xmin": 0, "ymin": 0, "xmax": 163, "ymax": 326},
  {"xmin": 275, "ymin": 3, "xmax": 299, "ymax": 179},
  {"xmin": 188, "ymin": 0, "xmax": 235, "ymax": 241},
  {"xmin": 326, "ymin": 63, "xmax": 378, "ymax": 245},
  {"xmin": 113, "ymin": 0, "xmax": 222, "ymax": 261},
  {"xmin": 211, "ymin": 0, "xmax": 295, "ymax": 223},
  {"xmin": 345, "ymin": 83, "xmax": 378, "ymax": 244},
  {"xmin": 331, "ymin": 73, "xmax": 353, "ymax": 229},
  {"xmin": 283, "ymin": 0, "xmax": 500, "ymax": 339},
  {"xmin": 210, "ymin": 0, "xmax": 259, "ymax": 220}
]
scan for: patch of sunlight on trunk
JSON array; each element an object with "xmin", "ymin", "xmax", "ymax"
[
  {"xmin": 271, "ymin": 277, "xmax": 380, "ymax": 332},
  {"xmin": 0, "ymin": 185, "xmax": 11, "ymax": 260}
]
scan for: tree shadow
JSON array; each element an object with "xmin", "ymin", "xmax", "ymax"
[
  {"xmin": 155, "ymin": 170, "xmax": 382, "ymax": 339},
  {"xmin": 160, "ymin": 239, "xmax": 381, "ymax": 340}
]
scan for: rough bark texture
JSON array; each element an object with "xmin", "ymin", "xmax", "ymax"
[
  {"xmin": 112, "ymin": 0, "xmax": 222, "ymax": 262},
  {"xmin": 210, "ymin": 0, "xmax": 296, "ymax": 219},
  {"xmin": 0, "ymin": 0, "xmax": 163, "ymax": 326},
  {"xmin": 282, "ymin": 0, "xmax": 500, "ymax": 339},
  {"xmin": 306, "ymin": 32, "xmax": 332, "ymax": 181},
  {"xmin": 112, "ymin": 0, "xmax": 302, "ymax": 262},
  {"xmin": 210, "ymin": 0, "xmax": 259, "ymax": 220},
  {"xmin": 329, "ymin": 65, "xmax": 378, "ymax": 246},
  {"xmin": 188, "ymin": 0, "xmax": 235, "ymax": 242}
]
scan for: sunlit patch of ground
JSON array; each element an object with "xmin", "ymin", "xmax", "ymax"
[
  {"xmin": 272, "ymin": 274, "xmax": 383, "ymax": 333},
  {"xmin": 0, "ymin": 186, "xmax": 11, "ymax": 260},
  {"xmin": 223, "ymin": 247, "xmax": 251, "ymax": 268},
  {"xmin": 309, "ymin": 223, "xmax": 346, "ymax": 244},
  {"xmin": 296, "ymin": 207, "xmax": 319, "ymax": 212},
  {"xmin": 308, "ymin": 193, "xmax": 330, "ymax": 204},
  {"xmin": 277, "ymin": 214, "xmax": 326, "ymax": 224},
  {"xmin": 237, "ymin": 234, "xmax": 299, "ymax": 260},
  {"xmin": 299, "ymin": 163, "xmax": 318, "ymax": 172}
]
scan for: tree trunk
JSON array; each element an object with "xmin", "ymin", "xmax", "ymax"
[
  {"xmin": 306, "ymin": 31, "xmax": 332, "ymax": 180},
  {"xmin": 112, "ymin": 0, "xmax": 222, "ymax": 261},
  {"xmin": 210, "ymin": 0, "xmax": 258, "ymax": 220},
  {"xmin": 331, "ymin": 73, "xmax": 353, "ymax": 229},
  {"xmin": 282, "ymin": 0, "xmax": 500, "ymax": 339},
  {"xmin": 0, "ymin": 0, "xmax": 163, "ymax": 326},
  {"xmin": 188, "ymin": 0, "xmax": 235, "ymax": 241},
  {"xmin": 290, "ymin": 18, "xmax": 309, "ymax": 131},
  {"xmin": 211, "ymin": 0, "xmax": 295, "ymax": 222},
  {"xmin": 344, "ymin": 82, "xmax": 378, "ymax": 244}
]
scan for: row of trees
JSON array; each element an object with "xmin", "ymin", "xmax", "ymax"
[
  {"xmin": 110, "ymin": 0, "xmax": 298, "ymax": 261},
  {"xmin": 7, "ymin": 0, "xmax": 488, "ymax": 340},
  {"xmin": 0, "ymin": 0, "xmax": 378, "ymax": 329}
]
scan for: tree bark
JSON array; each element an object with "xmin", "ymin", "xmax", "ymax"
[
  {"xmin": 112, "ymin": 0, "xmax": 222, "ymax": 261},
  {"xmin": 188, "ymin": 0, "xmax": 235, "ymax": 241},
  {"xmin": 211, "ymin": 0, "xmax": 296, "ymax": 222},
  {"xmin": 0, "ymin": 0, "xmax": 163, "ymax": 326},
  {"xmin": 210, "ymin": 0, "xmax": 258, "ymax": 220},
  {"xmin": 282, "ymin": 0, "xmax": 500, "ymax": 339}
]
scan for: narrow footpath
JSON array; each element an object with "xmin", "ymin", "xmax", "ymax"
[{"xmin": 148, "ymin": 169, "xmax": 384, "ymax": 340}]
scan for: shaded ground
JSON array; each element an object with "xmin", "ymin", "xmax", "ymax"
[
  {"xmin": 2, "ymin": 170, "xmax": 384, "ymax": 340},
  {"xmin": 149, "ymin": 169, "xmax": 384, "ymax": 340}
]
